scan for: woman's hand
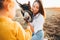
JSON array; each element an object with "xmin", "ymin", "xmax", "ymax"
[{"xmin": 28, "ymin": 23, "xmax": 34, "ymax": 33}]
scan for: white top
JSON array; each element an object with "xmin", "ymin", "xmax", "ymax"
[{"xmin": 30, "ymin": 13, "xmax": 45, "ymax": 33}]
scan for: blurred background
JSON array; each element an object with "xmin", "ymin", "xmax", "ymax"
[{"xmin": 15, "ymin": 0, "xmax": 60, "ymax": 40}]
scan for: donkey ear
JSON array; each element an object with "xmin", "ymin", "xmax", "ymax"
[
  {"xmin": 16, "ymin": 0, "xmax": 22, "ymax": 7},
  {"xmin": 19, "ymin": 3, "xmax": 23, "ymax": 7},
  {"xmin": 27, "ymin": 1, "xmax": 31, "ymax": 9},
  {"xmin": 28, "ymin": 1, "xmax": 30, "ymax": 6}
]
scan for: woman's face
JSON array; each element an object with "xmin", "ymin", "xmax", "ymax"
[{"xmin": 32, "ymin": 2, "xmax": 39, "ymax": 14}]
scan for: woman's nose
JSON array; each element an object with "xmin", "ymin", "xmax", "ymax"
[{"xmin": 33, "ymin": 7, "xmax": 36, "ymax": 11}]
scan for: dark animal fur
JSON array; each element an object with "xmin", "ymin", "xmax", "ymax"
[{"xmin": 16, "ymin": 0, "xmax": 33, "ymax": 22}]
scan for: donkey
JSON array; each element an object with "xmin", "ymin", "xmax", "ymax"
[
  {"xmin": 14, "ymin": 0, "xmax": 33, "ymax": 29},
  {"xmin": 16, "ymin": 0, "xmax": 33, "ymax": 22}
]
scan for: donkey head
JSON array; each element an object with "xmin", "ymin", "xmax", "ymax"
[{"xmin": 16, "ymin": 0, "xmax": 33, "ymax": 22}]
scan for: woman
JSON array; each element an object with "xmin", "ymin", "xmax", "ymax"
[
  {"xmin": 30, "ymin": 0, "xmax": 46, "ymax": 40},
  {"xmin": 0, "ymin": 0, "xmax": 32, "ymax": 40}
]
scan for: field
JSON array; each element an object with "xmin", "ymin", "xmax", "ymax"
[{"xmin": 44, "ymin": 8, "xmax": 60, "ymax": 40}]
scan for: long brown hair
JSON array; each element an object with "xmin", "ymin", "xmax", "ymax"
[{"xmin": 33, "ymin": 0, "xmax": 46, "ymax": 18}]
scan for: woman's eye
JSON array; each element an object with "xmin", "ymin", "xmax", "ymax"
[
  {"xmin": 36, "ymin": 7, "xmax": 39, "ymax": 9},
  {"xmin": 33, "ymin": 5, "xmax": 35, "ymax": 8}
]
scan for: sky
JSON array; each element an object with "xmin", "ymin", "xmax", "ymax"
[
  {"xmin": 17, "ymin": 0, "xmax": 60, "ymax": 8},
  {"xmin": 42, "ymin": 0, "xmax": 60, "ymax": 8}
]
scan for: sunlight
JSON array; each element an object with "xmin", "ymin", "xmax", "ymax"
[{"xmin": 17, "ymin": 0, "xmax": 60, "ymax": 8}]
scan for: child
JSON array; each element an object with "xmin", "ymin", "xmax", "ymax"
[{"xmin": 0, "ymin": 0, "xmax": 32, "ymax": 40}]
